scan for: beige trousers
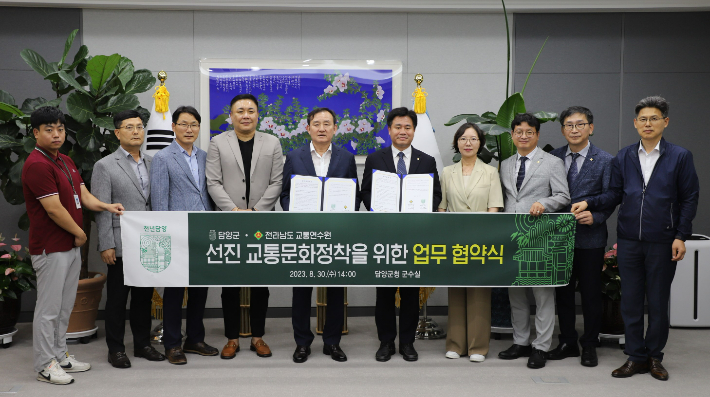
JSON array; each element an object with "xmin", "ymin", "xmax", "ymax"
[{"xmin": 446, "ymin": 287, "xmax": 491, "ymax": 356}]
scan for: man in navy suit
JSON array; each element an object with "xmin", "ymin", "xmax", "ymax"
[
  {"xmin": 150, "ymin": 106, "xmax": 218, "ymax": 365},
  {"xmin": 549, "ymin": 106, "xmax": 614, "ymax": 367},
  {"xmin": 281, "ymin": 107, "xmax": 360, "ymax": 363},
  {"xmin": 361, "ymin": 107, "xmax": 442, "ymax": 362}
]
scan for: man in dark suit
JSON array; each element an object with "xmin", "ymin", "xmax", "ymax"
[
  {"xmin": 151, "ymin": 106, "xmax": 218, "ymax": 365},
  {"xmin": 92, "ymin": 110, "xmax": 166, "ymax": 368},
  {"xmin": 281, "ymin": 107, "xmax": 360, "ymax": 363},
  {"xmin": 361, "ymin": 107, "xmax": 442, "ymax": 362},
  {"xmin": 549, "ymin": 106, "xmax": 614, "ymax": 368}
]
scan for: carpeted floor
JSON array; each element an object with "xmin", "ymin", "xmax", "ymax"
[{"xmin": 0, "ymin": 316, "xmax": 708, "ymax": 396}]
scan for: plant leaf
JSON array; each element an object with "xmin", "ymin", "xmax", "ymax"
[
  {"xmin": 76, "ymin": 127, "xmax": 103, "ymax": 152},
  {"xmin": 496, "ymin": 132, "xmax": 517, "ymax": 163},
  {"xmin": 532, "ymin": 111, "xmax": 558, "ymax": 123},
  {"xmin": 496, "ymin": 92, "xmax": 526, "ymax": 129},
  {"xmin": 521, "ymin": 36, "xmax": 549, "ymax": 95},
  {"xmin": 465, "ymin": 115, "xmax": 490, "ymax": 124},
  {"xmin": 0, "ymin": 90, "xmax": 16, "ymax": 106},
  {"xmin": 486, "ymin": 124, "xmax": 511, "ymax": 136},
  {"xmin": 20, "ymin": 49, "xmax": 51, "ymax": 77},
  {"xmin": 22, "ymin": 135, "xmax": 37, "ymax": 153},
  {"xmin": 115, "ymin": 57, "xmax": 135, "ymax": 90},
  {"xmin": 58, "ymin": 71, "xmax": 90, "ymax": 95},
  {"xmin": 9, "ymin": 157, "xmax": 25, "ymax": 185},
  {"xmin": 445, "ymin": 114, "xmax": 479, "ymax": 126},
  {"xmin": 69, "ymin": 45, "xmax": 89, "ymax": 71},
  {"xmin": 59, "ymin": 29, "xmax": 79, "ymax": 67},
  {"xmin": 94, "ymin": 116, "xmax": 115, "ymax": 131},
  {"xmin": 0, "ymin": 102, "xmax": 25, "ymax": 118},
  {"xmin": 478, "ymin": 145, "xmax": 494, "ymax": 164},
  {"xmin": 104, "ymin": 131, "xmax": 120, "ymax": 153},
  {"xmin": 96, "ymin": 94, "xmax": 139, "ymax": 114},
  {"xmin": 481, "ymin": 111, "xmax": 498, "ymax": 121},
  {"xmin": 86, "ymin": 53, "xmax": 121, "ymax": 92},
  {"xmin": 66, "ymin": 92, "xmax": 94, "ymax": 123},
  {"xmin": 124, "ymin": 69, "xmax": 156, "ymax": 95},
  {"xmin": 1, "ymin": 179, "xmax": 25, "ymax": 205},
  {"xmin": 0, "ymin": 135, "xmax": 23, "ymax": 150}
]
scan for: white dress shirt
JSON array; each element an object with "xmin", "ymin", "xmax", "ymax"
[
  {"xmin": 515, "ymin": 146, "xmax": 539, "ymax": 174},
  {"xmin": 392, "ymin": 146, "xmax": 412, "ymax": 173},
  {"xmin": 638, "ymin": 140, "xmax": 661, "ymax": 186},
  {"xmin": 310, "ymin": 142, "xmax": 332, "ymax": 177},
  {"xmin": 564, "ymin": 141, "xmax": 590, "ymax": 172}
]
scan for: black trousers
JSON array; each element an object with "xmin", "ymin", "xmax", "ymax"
[
  {"xmin": 221, "ymin": 287, "xmax": 269, "ymax": 339},
  {"xmin": 375, "ymin": 287, "xmax": 419, "ymax": 345},
  {"xmin": 104, "ymin": 258, "xmax": 154, "ymax": 353},
  {"xmin": 555, "ymin": 247, "xmax": 604, "ymax": 348},
  {"xmin": 292, "ymin": 287, "xmax": 344, "ymax": 346},
  {"xmin": 617, "ymin": 239, "xmax": 677, "ymax": 362},
  {"xmin": 162, "ymin": 286, "xmax": 208, "ymax": 349}
]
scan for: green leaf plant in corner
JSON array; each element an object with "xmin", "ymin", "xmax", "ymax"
[
  {"xmin": 0, "ymin": 29, "xmax": 156, "ymax": 278},
  {"xmin": 446, "ymin": 0, "xmax": 558, "ymax": 167}
]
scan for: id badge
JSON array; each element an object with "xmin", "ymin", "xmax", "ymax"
[{"xmin": 74, "ymin": 194, "xmax": 81, "ymax": 209}]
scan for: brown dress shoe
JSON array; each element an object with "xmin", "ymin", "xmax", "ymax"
[
  {"xmin": 611, "ymin": 360, "xmax": 649, "ymax": 378},
  {"xmin": 250, "ymin": 339, "xmax": 272, "ymax": 357},
  {"xmin": 220, "ymin": 341, "xmax": 240, "ymax": 360},
  {"xmin": 648, "ymin": 358, "xmax": 669, "ymax": 381},
  {"xmin": 165, "ymin": 347, "xmax": 187, "ymax": 365}
]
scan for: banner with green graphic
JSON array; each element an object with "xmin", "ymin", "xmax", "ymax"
[{"xmin": 121, "ymin": 212, "xmax": 576, "ymax": 287}]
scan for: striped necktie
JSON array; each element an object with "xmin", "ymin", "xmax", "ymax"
[
  {"xmin": 397, "ymin": 152, "xmax": 407, "ymax": 175},
  {"xmin": 567, "ymin": 152, "xmax": 581, "ymax": 187},
  {"xmin": 516, "ymin": 156, "xmax": 528, "ymax": 191}
]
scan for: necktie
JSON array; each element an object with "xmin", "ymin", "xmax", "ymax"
[
  {"xmin": 397, "ymin": 152, "xmax": 407, "ymax": 175},
  {"xmin": 516, "ymin": 156, "xmax": 528, "ymax": 191},
  {"xmin": 567, "ymin": 153, "xmax": 581, "ymax": 187}
]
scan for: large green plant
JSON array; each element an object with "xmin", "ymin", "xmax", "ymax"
[
  {"xmin": 446, "ymin": 0, "xmax": 557, "ymax": 165},
  {"xmin": 0, "ymin": 29, "xmax": 156, "ymax": 278}
]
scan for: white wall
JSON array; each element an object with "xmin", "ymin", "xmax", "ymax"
[{"xmin": 82, "ymin": 9, "xmax": 509, "ymax": 309}]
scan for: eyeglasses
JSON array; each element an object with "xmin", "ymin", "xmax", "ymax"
[
  {"xmin": 120, "ymin": 125, "xmax": 145, "ymax": 132},
  {"xmin": 176, "ymin": 123, "xmax": 200, "ymax": 130},
  {"xmin": 512, "ymin": 130, "xmax": 537, "ymax": 137},
  {"xmin": 458, "ymin": 137, "xmax": 479, "ymax": 143},
  {"xmin": 636, "ymin": 117, "xmax": 666, "ymax": 124},
  {"xmin": 563, "ymin": 123, "xmax": 589, "ymax": 131}
]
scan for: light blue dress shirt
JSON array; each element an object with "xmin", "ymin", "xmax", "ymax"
[
  {"xmin": 177, "ymin": 143, "xmax": 201, "ymax": 191},
  {"xmin": 118, "ymin": 146, "xmax": 149, "ymax": 198}
]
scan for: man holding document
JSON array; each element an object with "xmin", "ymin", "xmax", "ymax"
[
  {"xmin": 361, "ymin": 107, "xmax": 442, "ymax": 362},
  {"xmin": 280, "ymin": 107, "xmax": 360, "ymax": 363}
]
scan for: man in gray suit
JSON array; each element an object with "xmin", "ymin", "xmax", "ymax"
[
  {"xmin": 92, "ymin": 110, "xmax": 166, "ymax": 368},
  {"xmin": 497, "ymin": 113, "xmax": 570, "ymax": 369},
  {"xmin": 206, "ymin": 93, "xmax": 283, "ymax": 360},
  {"xmin": 151, "ymin": 106, "xmax": 217, "ymax": 365}
]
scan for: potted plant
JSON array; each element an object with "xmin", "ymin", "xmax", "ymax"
[
  {"xmin": 601, "ymin": 243, "xmax": 624, "ymax": 334},
  {"xmin": 0, "ymin": 29, "xmax": 156, "ymax": 336},
  {"xmin": 0, "ymin": 233, "xmax": 36, "ymax": 341}
]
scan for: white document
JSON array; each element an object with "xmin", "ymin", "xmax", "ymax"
[
  {"xmin": 323, "ymin": 177, "xmax": 357, "ymax": 212},
  {"xmin": 289, "ymin": 175, "xmax": 323, "ymax": 212},
  {"xmin": 401, "ymin": 173, "xmax": 434, "ymax": 213},
  {"xmin": 370, "ymin": 170, "xmax": 401, "ymax": 212}
]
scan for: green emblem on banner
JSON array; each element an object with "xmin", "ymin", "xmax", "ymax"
[
  {"xmin": 140, "ymin": 234, "xmax": 172, "ymax": 273},
  {"xmin": 254, "ymin": 231, "xmax": 263, "ymax": 240}
]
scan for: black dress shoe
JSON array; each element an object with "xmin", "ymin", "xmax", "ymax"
[
  {"xmin": 498, "ymin": 344, "xmax": 532, "ymax": 360},
  {"xmin": 183, "ymin": 341, "xmax": 218, "ymax": 356},
  {"xmin": 527, "ymin": 347, "xmax": 548, "ymax": 369},
  {"xmin": 376, "ymin": 341, "xmax": 396, "ymax": 362},
  {"xmin": 547, "ymin": 342, "xmax": 581, "ymax": 360},
  {"xmin": 165, "ymin": 347, "xmax": 187, "ymax": 365},
  {"xmin": 293, "ymin": 345, "xmax": 311, "ymax": 363},
  {"xmin": 108, "ymin": 351, "xmax": 131, "ymax": 368},
  {"xmin": 323, "ymin": 344, "xmax": 348, "ymax": 362},
  {"xmin": 399, "ymin": 343, "xmax": 418, "ymax": 362},
  {"xmin": 581, "ymin": 346, "xmax": 598, "ymax": 367},
  {"xmin": 134, "ymin": 345, "xmax": 166, "ymax": 361}
]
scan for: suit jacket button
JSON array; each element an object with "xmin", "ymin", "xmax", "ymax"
[
  {"xmin": 242, "ymin": 197, "xmax": 245, "ymax": 200},
  {"xmin": 467, "ymin": 205, "xmax": 470, "ymax": 209},
  {"xmin": 242, "ymin": 179, "xmax": 245, "ymax": 182}
]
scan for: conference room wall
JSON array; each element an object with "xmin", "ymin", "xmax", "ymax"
[{"xmin": 78, "ymin": 9, "xmax": 510, "ymax": 310}]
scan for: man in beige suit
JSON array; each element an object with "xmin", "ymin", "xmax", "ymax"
[{"xmin": 206, "ymin": 93, "xmax": 284, "ymax": 360}]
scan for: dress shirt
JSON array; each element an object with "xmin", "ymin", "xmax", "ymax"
[
  {"xmin": 177, "ymin": 142, "xmax": 201, "ymax": 191},
  {"xmin": 638, "ymin": 140, "xmax": 661, "ymax": 186},
  {"xmin": 392, "ymin": 146, "xmax": 412, "ymax": 173},
  {"xmin": 310, "ymin": 142, "xmax": 332, "ymax": 177},
  {"xmin": 564, "ymin": 141, "xmax": 590, "ymax": 172},
  {"xmin": 119, "ymin": 146, "xmax": 149, "ymax": 198},
  {"xmin": 515, "ymin": 146, "xmax": 539, "ymax": 174}
]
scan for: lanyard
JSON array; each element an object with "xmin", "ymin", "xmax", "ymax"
[{"xmin": 34, "ymin": 147, "xmax": 77, "ymax": 195}]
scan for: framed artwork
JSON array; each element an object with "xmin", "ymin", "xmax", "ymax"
[{"xmin": 199, "ymin": 59, "xmax": 403, "ymax": 156}]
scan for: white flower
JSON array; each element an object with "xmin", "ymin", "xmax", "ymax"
[
  {"xmin": 356, "ymin": 119, "xmax": 374, "ymax": 134},
  {"xmin": 337, "ymin": 119, "xmax": 355, "ymax": 135},
  {"xmin": 274, "ymin": 125, "xmax": 289, "ymax": 138},
  {"xmin": 324, "ymin": 85, "xmax": 336, "ymax": 94},
  {"xmin": 290, "ymin": 118, "xmax": 308, "ymax": 136},
  {"xmin": 260, "ymin": 117, "xmax": 275, "ymax": 131},
  {"xmin": 376, "ymin": 110, "xmax": 385, "ymax": 123},
  {"xmin": 376, "ymin": 136, "xmax": 385, "ymax": 144},
  {"xmin": 376, "ymin": 85, "xmax": 384, "ymax": 100},
  {"xmin": 334, "ymin": 73, "xmax": 349, "ymax": 92},
  {"xmin": 350, "ymin": 141, "xmax": 357, "ymax": 150},
  {"xmin": 225, "ymin": 114, "xmax": 233, "ymax": 124}
]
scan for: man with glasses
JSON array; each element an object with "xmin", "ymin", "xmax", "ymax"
[
  {"xmin": 572, "ymin": 96, "xmax": 699, "ymax": 381},
  {"xmin": 151, "ymin": 106, "xmax": 218, "ymax": 365},
  {"xmin": 549, "ymin": 106, "xmax": 614, "ymax": 367},
  {"xmin": 206, "ymin": 93, "xmax": 283, "ymax": 360},
  {"xmin": 498, "ymin": 113, "xmax": 570, "ymax": 369},
  {"xmin": 92, "ymin": 110, "xmax": 166, "ymax": 368}
]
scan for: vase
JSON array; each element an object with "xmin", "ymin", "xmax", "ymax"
[
  {"xmin": 67, "ymin": 272, "xmax": 107, "ymax": 333},
  {"xmin": 600, "ymin": 295, "xmax": 625, "ymax": 335},
  {"xmin": 0, "ymin": 292, "xmax": 22, "ymax": 335}
]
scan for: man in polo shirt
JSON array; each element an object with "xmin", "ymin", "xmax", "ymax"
[{"xmin": 22, "ymin": 106, "xmax": 125, "ymax": 385}]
